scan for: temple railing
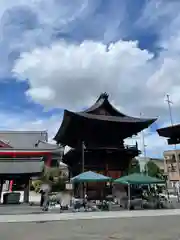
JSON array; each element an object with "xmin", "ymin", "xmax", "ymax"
[
  {"xmin": 64, "ymin": 142, "xmax": 139, "ymax": 155},
  {"xmin": 124, "ymin": 144, "xmax": 138, "ymax": 150},
  {"xmin": 84, "ymin": 145, "xmax": 139, "ymax": 151}
]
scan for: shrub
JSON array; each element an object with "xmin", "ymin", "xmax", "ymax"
[
  {"xmin": 51, "ymin": 182, "xmax": 66, "ymax": 192},
  {"xmin": 31, "ymin": 180, "xmax": 43, "ymax": 193}
]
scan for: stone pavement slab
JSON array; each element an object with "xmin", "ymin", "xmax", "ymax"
[{"xmin": 1, "ymin": 209, "xmax": 180, "ymax": 223}]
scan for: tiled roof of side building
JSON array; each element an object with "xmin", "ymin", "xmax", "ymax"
[{"xmin": 0, "ymin": 131, "xmax": 61, "ymax": 150}]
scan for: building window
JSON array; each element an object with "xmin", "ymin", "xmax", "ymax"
[
  {"xmin": 171, "ymin": 155, "xmax": 176, "ymax": 162},
  {"xmin": 168, "ymin": 164, "xmax": 176, "ymax": 172}
]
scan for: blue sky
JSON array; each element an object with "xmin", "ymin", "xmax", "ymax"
[{"xmin": 0, "ymin": 0, "xmax": 180, "ymax": 157}]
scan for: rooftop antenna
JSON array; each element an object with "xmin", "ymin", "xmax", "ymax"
[{"xmin": 140, "ymin": 112, "xmax": 148, "ymax": 175}]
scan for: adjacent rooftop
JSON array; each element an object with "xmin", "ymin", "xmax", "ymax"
[{"xmin": 0, "ymin": 130, "xmax": 61, "ymax": 151}]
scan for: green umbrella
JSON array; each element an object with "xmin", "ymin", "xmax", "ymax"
[
  {"xmin": 114, "ymin": 173, "xmax": 165, "ymax": 185},
  {"xmin": 71, "ymin": 171, "xmax": 112, "ymax": 183}
]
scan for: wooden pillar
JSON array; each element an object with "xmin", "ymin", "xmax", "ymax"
[
  {"xmin": 105, "ymin": 162, "xmax": 109, "ymax": 196},
  {"xmin": 9, "ymin": 152, "xmax": 16, "ymax": 192},
  {"xmin": 82, "ymin": 141, "xmax": 85, "ymax": 173},
  {"xmin": 46, "ymin": 154, "xmax": 52, "ymax": 167},
  {"xmin": 106, "ymin": 163, "xmax": 109, "ymax": 176},
  {"xmin": 9, "ymin": 180, "xmax": 13, "ymax": 192},
  {"xmin": 81, "ymin": 141, "xmax": 85, "ymax": 198},
  {"xmin": 23, "ymin": 178, "xmax": 30, "ymax": 203}
]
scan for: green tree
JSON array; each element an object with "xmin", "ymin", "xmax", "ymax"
[
  {"xmin": 128, "ymin": 158, "xmax": 141, "ymax": 174},
  {"xmin": 144, "ymin": 161, "xmax": 164, "ymax": 179},
  {"xmin": 31, "ymin": 165, "xmax": 68, "ymax": 192}
]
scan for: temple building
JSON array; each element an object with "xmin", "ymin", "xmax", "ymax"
[
  {"xmin": 54, "ymin": 93, "xmax": 156, "ymax": 196},
  {"xmin": 157, "ymin": 124, "xmax": 180, "ymax": 184},
  {"xmin": 0, "ymin": 131, "xmax": 63, "ymax": 203}
]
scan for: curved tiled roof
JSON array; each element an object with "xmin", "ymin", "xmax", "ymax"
[
  {"xmin": 67, "ymin": 110, "xmax": 156, "ymax": 123},
  {"xmin": 54, "ymin": 93, "xmax": 157, "ymax": 147}
]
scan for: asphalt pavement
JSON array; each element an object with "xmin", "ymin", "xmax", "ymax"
[{"xmin": 1, "ymin": 215, "xmax": 180, "ymax": 239}]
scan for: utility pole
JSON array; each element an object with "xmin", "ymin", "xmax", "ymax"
[
  {"xmin": 166, "ymin": 94, "xmax": 174, "ymax": 127},
  {"xmin": 165, "ymin": 95, "xmax": 176, "ymax": 151},
  {"xmin": 140, "ymin": 112, "xmax": 148, "ymax": 175}
]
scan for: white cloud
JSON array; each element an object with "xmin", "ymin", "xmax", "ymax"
[
  {"xmin": 12, "ymin": 36, "xmax": 180, "ymax": 118},
  {"xmin": 0, "ymin": 111, "xmax": 62, "ymax": 142},
  {"xmin": 26, "ymin": 86, "xmax": 55, "ymax": 104},
  {"xmin": 12, "ymin": 34, "xmax": 180, "ymax": 158},
  {"xmin": 0, "ymin": 0, "xmax": 140, "ymax": 78},
  {"xmin": 4, "ymin": 0, "xmax": 180, "ymax": 157},
  {"xmin": 13, "ymin": 40, "xmax": 154, "ymax": 111},
  {"xmin": 0, "ymin": 0, "xmax": 97, "ymax": 77}
]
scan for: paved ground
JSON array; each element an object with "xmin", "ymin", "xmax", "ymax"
[
  {"xmin": 0, "ymin": 196, "xmax": 179, "ymax": 216},
  {"xmin": 1, "ymin": 215, "xmax": 180, "ymax": 239},
  {"xmin": 1, "ymin": 208, "xmax": 180, "ymax": 223},
  {"xmin": 0, "ymin": 204, "xmax": 62, "ymax": 215}
]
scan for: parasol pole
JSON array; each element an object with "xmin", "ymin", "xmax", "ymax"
[{"xmin": 128, "ymin": 183, "xmax": 131, "ymax": 210}]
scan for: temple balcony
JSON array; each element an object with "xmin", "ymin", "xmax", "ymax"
[{"xmin": 124, "ymin": 142, "xmax": 138, "ymax": 151}]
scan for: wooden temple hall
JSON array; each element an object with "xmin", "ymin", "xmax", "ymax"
[{"xmin": 54, "ymin": 93, "xmax": 157, "ymax": 197}]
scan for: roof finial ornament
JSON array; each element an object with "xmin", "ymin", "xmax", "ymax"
[{"xmin": 100, "ymin": 92, "xmax": 109, "ymax": 99}]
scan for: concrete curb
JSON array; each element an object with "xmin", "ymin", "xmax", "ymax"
[{"xmin": 1, "ymin": 209, "xmax": 180, "ymax": 223}]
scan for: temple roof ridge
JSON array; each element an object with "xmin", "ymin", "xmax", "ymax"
[
  {"xmin": 79, "ymin": 93, "xmax": 157, "ymax": 121},
  {"xmin": 81, "ymin": 92, "xmax": 126, "ymax": 117},
  {"xmin": 98, "ymin": 92, "xmax": 109, "ymax": 100}
]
